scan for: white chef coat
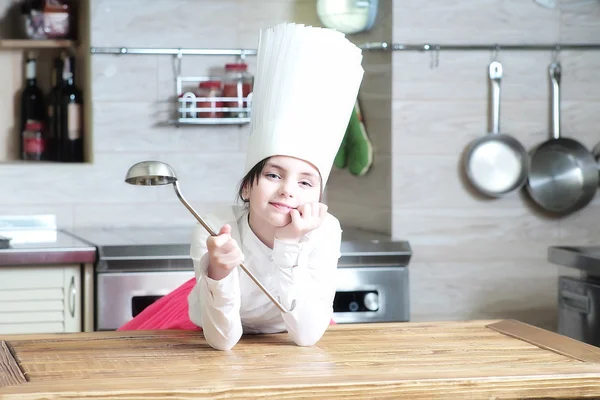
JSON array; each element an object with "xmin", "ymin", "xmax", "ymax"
[{"xmin": 187, "ymin": 205, "xmax": 342, "ymax": 350}]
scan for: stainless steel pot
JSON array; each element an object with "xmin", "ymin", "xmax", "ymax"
[
  {"xmin": 526, "ymin": 62, "xmax": 598, "ymax": 214},
  {"xmin": 464, "ymin": 61, "xmax": 529, "ymax": 197},
  {"xmin": 593, "ymin": 142, "xmax": 600, "ymax": 185}
]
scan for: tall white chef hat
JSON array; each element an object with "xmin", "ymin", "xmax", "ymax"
[{"xmin": 245, "ymin": 23, "xmax": 364, "ymax": 188}]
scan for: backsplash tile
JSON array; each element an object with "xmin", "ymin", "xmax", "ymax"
[
  {"xmin": 393, "ymin": 0, "xmax": 560, "ymax": 44},
  {"xmin": 92, "ymin": 101, "xmax": 246, "ymax": 153},
  {"xmin": 327, "ymin": 202, "xmax": 392, "ymax": 236},
  {"xmin": 392, "ymin": 208, "xmax": 560, "ymax": 262},
  {"xmin": 154, "ymin": 151, "xmax": 246, "ymax": 204},
  {"xmin": 90, "ymin": 0, "xmax": 239, "ymax": 48},
  {"xmin": 559, "ymin": 2, "xmax": 600, "ymax": 42},
  {"xmin": 1, "ymin": 152, "xmax": 159, "ymax": 205},
  {"xmin": 393, "ymin": 51, "xmax": 557, "ymax": 102},
  {"xmin": 391, "ymin": 0, "xmax": 600, "ymax": 329},
  {"xmin": 2, "ymin": 0, "xmax": 598, "ymax": 329},
  {"xmin": 327, "ymin": 155, "xmax": 391, "ymax": 209},
  {"xmin": 409, "ymin": 260, "xmax": 559, "ymax": 331},
  {"xmin": 91, "ymin": 55, "xmax": 158, "ymax": 102},
  {"xmin": 73, "ymin": 201, "xmax": 228, "ymax": 229}
]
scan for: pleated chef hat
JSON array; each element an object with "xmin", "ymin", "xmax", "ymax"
[{"xmin": 245, "ymin": 23, "xmax": 364, "ymax": 188}]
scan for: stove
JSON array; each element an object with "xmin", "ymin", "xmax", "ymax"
[{"xmin": 69, "ymin": 226, "xmax": 412, "ymax": 331}]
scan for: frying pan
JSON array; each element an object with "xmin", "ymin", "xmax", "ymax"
[
  {"xmin": 464, "ymin": 61, "xmax": 529, "ymax": 197},
  {"xmin": 526, "ymin": 62, "xmax": 598, "ymax": 214}
]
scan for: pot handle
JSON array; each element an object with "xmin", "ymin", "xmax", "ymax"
[
  {"xmin": 489, "ymin": 61, "xmax": 502, "ymax": 134},
  {"xmin": 549, "ymin": 62, "xmax": 562, "ymax": 140}
]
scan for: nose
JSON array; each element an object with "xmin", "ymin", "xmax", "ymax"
[{"xmin": 279, "ymin": 178, "xmax": 295, "ymax": 197}]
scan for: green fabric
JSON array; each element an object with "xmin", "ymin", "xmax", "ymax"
[{"xmin": 334, "ymin": 101, "xmax": 373, "ymax": 176}]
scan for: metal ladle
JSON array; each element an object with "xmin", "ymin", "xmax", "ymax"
[{"xmin": 124, "ymin": 160, "xmax": 295, "ymax": 313}]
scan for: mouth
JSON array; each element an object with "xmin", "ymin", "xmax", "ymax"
[{"xmin": 270, "ymin": 202, "xmax": 295, "ymax": 212}]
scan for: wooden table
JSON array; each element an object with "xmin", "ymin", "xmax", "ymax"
[{"xmin": 1, "ymin": 320, "xmax": 600, "ymax": 399}]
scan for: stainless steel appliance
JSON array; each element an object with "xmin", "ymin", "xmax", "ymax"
[
  {"xmin": 549, "ymin": 246, "xmax": 600, "ymax": 347},
  {"xmin": 69, "ymin": 227, "xmax": 411, "ymax": 331}
]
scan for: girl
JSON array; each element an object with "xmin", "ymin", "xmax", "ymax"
[{"xmin": 118, "ymin": 23, "xmax": 364, "ymax": 350}]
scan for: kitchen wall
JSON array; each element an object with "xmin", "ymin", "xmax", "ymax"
[
  {"xmin": 0, "ymin": 0, "xmax": 390, "ymax": 234},
  {"xmin": 392, "ymin": 0, "xmax": 600, "ymax": 330},
  {"xmin": 2, "ymin": 0, "xmax": 599, "ymax": 331},
  {"xmin": 325, "ymin": 0, "xmax": 393, "ymax": 235}
]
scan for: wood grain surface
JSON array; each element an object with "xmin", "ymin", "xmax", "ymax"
[
  {"xmin": 1, "ymin": 320, "xmax": 600, "ymax": 399},
  {"xmin": 0, "ymin": 341, "xmax": 26, "ymax": 387}
]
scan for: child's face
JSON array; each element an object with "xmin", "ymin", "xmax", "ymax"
[{"xmin": 245, "ymin": 156, "xmax": 321, "ymax": 229}]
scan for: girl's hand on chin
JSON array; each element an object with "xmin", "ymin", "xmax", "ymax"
[{"xmin": 274, "ymin": 202, "xmax": 328, "ymax": 243}]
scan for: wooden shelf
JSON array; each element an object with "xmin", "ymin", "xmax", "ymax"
[{"xmin": 0, "ymin": 39, "xmax": 74, "ymax": 50}]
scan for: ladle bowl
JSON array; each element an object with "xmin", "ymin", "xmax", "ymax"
[
  {"xmin": 125, "ymin": 161, "xmax": 177, "ymax": 186},
  {"xmin": 124, "ymin": 160, "xmax": 295, "ymax": 313}
]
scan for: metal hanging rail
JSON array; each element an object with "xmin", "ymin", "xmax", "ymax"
[
  {"xmin": 89, "ymin": 43, "xmax": 600, "ymax": 56},
  {"xmin": 89, "ymin": 47, "xmax": 257, "ymax": 56},
  {"xmin": 358, "ymin": 42, "xmax": 600, "ymax": 51}
]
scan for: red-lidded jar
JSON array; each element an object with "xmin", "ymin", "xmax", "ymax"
[
  {"xmin": 222, "ymin": 63, "xmax": 253, "ymax": 118},
  {"xmin": 22, "ymin": 120, "xmax": 47, "ymax": 161},
  {"xmin": 195, "ymin": 80, "xmax": 224, "ymax": 118}
]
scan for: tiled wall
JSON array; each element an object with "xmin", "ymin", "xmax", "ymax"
[
  {"xmin": 1, "ymin": 0, "xmax": 388, "ymax": 232},
  {"xmin": 325, "ymin": 0, "xmax": 393, "ymax": 235},
  {"xmin": 2, "ymin": 0, "xmax": 600, "ymax": 330},
  {"xmin": 392, "ymin": 0, "xmax": 600, "ymax": 329}
]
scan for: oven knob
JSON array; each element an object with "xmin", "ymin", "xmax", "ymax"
[
  {"xmin": 364, "ymin": 292, "xmax": 379, "ymax": 311},
  {"xmin": 348, "ymin": 301, "xmax": 359, "ymax": 312}
]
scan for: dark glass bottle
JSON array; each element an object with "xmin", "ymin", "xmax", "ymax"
[
  {"xmin": 19, "ymin": 52, "xmax": 46, "ymax": 160},
  {"xmin": 47, "ymin": 53, "xmax": 65, "ymax": 161},
  {"xmin": 58, "ymin": 55, "xmax": 84, "ymax": 163}
]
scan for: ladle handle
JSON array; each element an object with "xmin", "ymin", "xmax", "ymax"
[{"xmin": 172, "ymin": 182, "xmax": 294, "ymax": 314}]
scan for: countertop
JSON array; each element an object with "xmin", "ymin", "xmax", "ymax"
[
  {"xmin": 0, "ymin": 229, "xmax": 96, "ymax": 266},
  {"xmin": 0, "ymin": 223, "xmax": 412, "ymax": 268},
  {"xmin": 1, "ymin": 320, "xmax": 600, "ymax": 399},
  {"xmin": 548, "ymin": 245, "xmax": 600, "ymax": 276}
]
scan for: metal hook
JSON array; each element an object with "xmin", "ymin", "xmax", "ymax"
[
  {"xmin": 429, "ymin": 45, "xmax": 440, "ymax": 69},
  {"xmin": 491, "ymin": 44, "xmax": 500, "ymax": 62},
  {"xmin": 173, "ymin": 51, "xmax": 183, "ymax": 78},
  {"xmin": 552, "ymin": 44, "xmax": 560, "ymax": 62}
]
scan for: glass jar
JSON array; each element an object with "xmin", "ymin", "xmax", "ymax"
[
  {"xmin": 22, "ymin": 120, "xmax": 47, "ymax": 161},
  {"xmin": 195, "ymin": 81, "xmax": 224, "ymax": 119},
  {"xmin": 222, "ymin": 63, "xmax": 253, "ymax": 118}
]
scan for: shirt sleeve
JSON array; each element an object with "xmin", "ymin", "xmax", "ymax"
[
  {"xmin": 271, "ymin": 214, "xmax": 342, "ymax": 346},
  {"xmin": 188, "ymin": 220, "xmax": 243, "ymax": 351}
]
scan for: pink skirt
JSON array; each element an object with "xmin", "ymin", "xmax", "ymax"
[
  {"xmin": 117, "ymin": 277, "xmax": 336, "ymax": 331},
  {"xmin": 118, "ymin": 277, "xmax": 201, "ymax": 331}
]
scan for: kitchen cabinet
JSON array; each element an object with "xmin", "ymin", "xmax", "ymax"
[
  {"xmin": 0, "ymin": 265, "xmax": 82, "ymax": 334},
  {"xmin": 0, "ymin": 0, "xmax": 91, "ymax": 163}
]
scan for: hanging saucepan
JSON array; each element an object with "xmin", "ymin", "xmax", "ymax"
[
  {"xmin": 526, "ymin": 62, "xmax": 598, "ymax": 214},
  {"xmin": 464, "ymin": 61, "xmax": 529, "ymax": 197},
  {"xmin": 593, "ymin": 142, "xmax": 600, "ymax": 185}
]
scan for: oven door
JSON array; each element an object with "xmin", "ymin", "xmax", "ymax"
[
  {"xmin": 333, "ymin": 266, "xmax": 409, "ymax": 323},
  {"xmin": 97, "ymin": 271, "xmax": 194, "ymax": 331},
  {"xmin": 97, "ymin": 266, "xmax": 409, "ymax": 330}
]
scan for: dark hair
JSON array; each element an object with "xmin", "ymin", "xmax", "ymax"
[
  {"xmin": 237, "ymin": 158, "xmax": 270, "ymax": 204},
  {"xmin": 236, "ymin": 157, "xmax": 324, "ymax": 205}
]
